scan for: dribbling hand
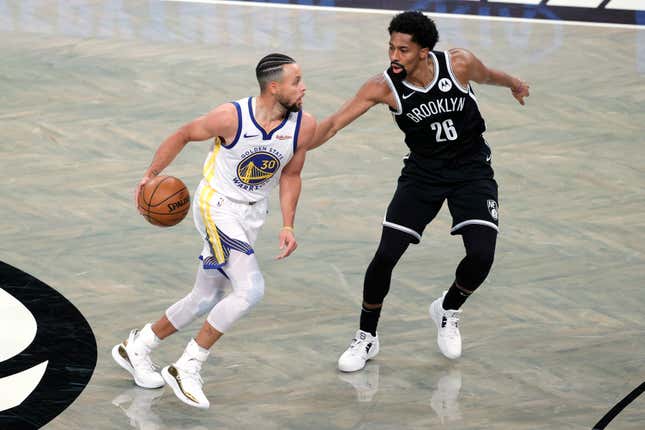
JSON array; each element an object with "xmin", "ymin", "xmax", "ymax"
[{"xmin": 134, "ymin": 176, "xmax": 152, "ymax": 211}]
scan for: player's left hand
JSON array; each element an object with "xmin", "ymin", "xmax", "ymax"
[
  {"xmin": 276, "ymin": 228, "xmax": 297, "ymax": 259},
  {"xmin": 512, "ymin": 80, "xmax": 530, "ymax": 105}
]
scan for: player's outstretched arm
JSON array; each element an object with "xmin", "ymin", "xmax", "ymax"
[
  {"xmin": 309, "ymin": 75, "xmax": 391, "ymax": 150},
  {"xmin": 449, "ymin": 48, "xmax": 530, "ymax": 106},
  {"xmin": 276, "ymin": 112, "xmax": 316, "ymax": 259},
  {"xmin": 134, "ymin": 103, "xmax": 238, "ymax": 205}
]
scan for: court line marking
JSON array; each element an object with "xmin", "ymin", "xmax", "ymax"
[
  {"xmin": 330, "ymin": 264, "xmax": 361, "ymax": 307},
  {"xmin": 606, "ymin": 0, "xmax": 645, "ymax": 10},
  {"xmin": 164, "ymin": 0, "xmax": 645, "ymax": 30},
  {"xmin": 592, "ymin": 381, "xmax": 645, "ymax": 429}
]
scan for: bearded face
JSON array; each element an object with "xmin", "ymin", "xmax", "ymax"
[
  {"xmin": 278, "ymin": 95, "xmax": 301, "ymax": 113},
  {"xmin": 387, "ymin": 61, "xmax": 408, "ymax": 81}
]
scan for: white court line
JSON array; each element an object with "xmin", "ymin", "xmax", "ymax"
[
  {"xmin": 330, "ymin": 264, "xmax": 361, "ymax": 307},
  {"xmin": 492, "ymin": 0, "xmax": 541, "ymax": 4},
  {"xmin": 547, "ymin": 0, "xmax": 604, "ymax": 7},
  {"xmin": 606, "ymin": 0, "xmax": 645, "ymax": 11},
  {"xmin": 164, "ymin": 0, "xmax": 645, "ymax": 30}
]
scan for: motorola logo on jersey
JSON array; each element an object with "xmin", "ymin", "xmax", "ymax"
[
  {"xmin": 0, "ymin": 261, "xmax": 97, "ymax": 430},
  {"xmin": 439, "ymin": 78, "xmax": 453, "ymax": 92},
  {"xmin": 235, "ymin": 151, "xmax": 281, "ymax": 189}
]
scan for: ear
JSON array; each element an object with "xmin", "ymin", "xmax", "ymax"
[
  {"xmin": 419, "ymin": 47, "xmax": 430, "ymax": 60},
  {"xmin": 268, "ymin": 80, "xmax": 279, "ymax": 95}
]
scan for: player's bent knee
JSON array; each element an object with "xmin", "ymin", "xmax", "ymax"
[
  {"xmin": 241, "ymin": 271, "xmax": 264, "ymax": 308},
  {"xmin": 204, "ymin": 274, "xmax": 264, "ymax": 333},
  {"xmin": 166, "ymin": 289, "xmax": 221, "ymax": 330},
  {"xmin": 470, "ymin": 248, "xmax": 495, "ymax": 271},
  {"xmin": 166, "ymin": 297, "xmax": 198, "ymax": 331},
  {"xmin": 372, "ymin": 248, "xmax": 399, "ymax": 269},
  {"xmin": 194, "ymin": 292, "xmax": 222, "ymax": 317},
  {"xmin": 464, "ymin": 249, "xmax": 495, "ymax": 283}
]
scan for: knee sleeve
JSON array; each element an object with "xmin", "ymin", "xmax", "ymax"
[
  {"xmin": 363, "ymin": 226, "xmax": 412, "ymax": 305},
  {"xmin": 456, "ymin": 226, "xmax": 496, "ymax": 290},
  {"xmin": 206, "ymin": 254, "xmax": 265, "ymax": 333},
  {"xmin": 166, "ymin": 265, "xmax": 228, "ymax": 330},
  {"xmin": 242, "ymin": 271, "xmax": 265, "ymax": 307}
]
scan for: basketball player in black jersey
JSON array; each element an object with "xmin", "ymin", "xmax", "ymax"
[{"xmin": 311, "ymin": 11, "xmax": 529, "ymax": 372}]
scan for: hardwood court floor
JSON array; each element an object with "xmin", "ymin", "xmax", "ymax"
[{"xmin": 1, "ymin": 1, "xmax": 643, "ymax": 429}]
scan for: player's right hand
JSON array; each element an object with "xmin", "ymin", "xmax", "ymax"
[{"xmin": 134, "ymin": 176, "xmax": 152, "ymax": 210}]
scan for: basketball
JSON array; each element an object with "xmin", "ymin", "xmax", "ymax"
[{"xmin": 138, "ymin": 175, "xmax": 190, "ymax": 227}]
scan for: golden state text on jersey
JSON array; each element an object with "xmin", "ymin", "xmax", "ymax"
[
  {"xmin": 201, "ymin": 97, "xmax": 302, "ymax": 203},
  {"xmin": 235, "ymin": 149, "xmax": 282, "ymax": 190}
]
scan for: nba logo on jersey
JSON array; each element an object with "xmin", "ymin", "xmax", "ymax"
[
  {"xmin": 487, "ymin": 200, "xmax": 498, "ymax": 220},
  {"xmin": 439, "ymin": 78, "xmax": 452, "ymax": 92}
]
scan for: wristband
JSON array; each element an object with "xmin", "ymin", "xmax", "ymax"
[{"xmin": 282, "ymin": 226, "xmax": 294, "ymax": 232}]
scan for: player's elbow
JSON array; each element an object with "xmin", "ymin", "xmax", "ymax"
[
  {"xmin": 176, "ymin": 125, "xmax": 193, "ymax": 146},
  {"xmin": 280, "ymin": 172, "xmax": 302, "ymax": 194},
  {"xmin": 281, "ymin": 170, "xmax": 302, "ymax": 183}
]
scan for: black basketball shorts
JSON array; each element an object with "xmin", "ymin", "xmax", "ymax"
[{"xmin": 383, "ymin": 154, "xmax": 499, "ymax": 244}]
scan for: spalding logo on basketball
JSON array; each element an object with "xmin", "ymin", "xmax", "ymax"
[
  {"xmin": 236, "ymin": 151, "xmax": 280, "ymax": 187},
  {"xmin": 138, "ymin": 175, "xmax": 190, "ymax": 227}
]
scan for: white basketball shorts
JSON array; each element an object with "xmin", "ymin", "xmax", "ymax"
[{"xmin": 192, "ymin": 179, "xmax": 268, "ymax": 269}]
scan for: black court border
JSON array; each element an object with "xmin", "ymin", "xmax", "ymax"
[
  {"xmin": 249, "ymin": 0, "xmax": 644, "ymax": 26},
  {"xmin": 593, "ymin": 382, "xmax": 645, "ymax": 429}
]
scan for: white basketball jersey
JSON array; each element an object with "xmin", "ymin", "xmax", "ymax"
[{"xmin": 202, "ymin": 97, "xmax": 302, "ymax": 202}]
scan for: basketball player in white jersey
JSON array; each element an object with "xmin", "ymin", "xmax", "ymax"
[{"xmin": 112, "ymin": 53, "xmax": 316, "ymax": 409}]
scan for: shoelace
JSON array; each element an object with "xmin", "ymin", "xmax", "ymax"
[
  {"xmin": 349, "ymin": 338, "xmax": 371, "ymax": 354},
  {"xmin": 131, "ymin": 348, "xmax": 161, "ymax": 372},
  {"xmin": 443, "ymin": 313, "xmax": 460, "ymax": 339},
  {"xmin": 127, "ymin": 330, "xmax": 162, "ymax": 372},
  {"xmin": 178, "ymin": 360, "xmax": 204, "ymax": 387},
  {"xmin": 147, "ymin": 358, "xmax": 162, "ymax": 372}
]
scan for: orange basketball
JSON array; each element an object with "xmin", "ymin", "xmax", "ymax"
[{"xmin": 138, "ymin": 175, "xmax": 190, "ymax": 227}]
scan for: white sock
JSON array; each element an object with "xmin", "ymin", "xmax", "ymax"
[
  {"xmin": 138, "ymin": 323, "xmax": 161, "ymax": 349},
  {"xmin": 177, "ymin": 338, "xmax": 209, "ymax": 366}
]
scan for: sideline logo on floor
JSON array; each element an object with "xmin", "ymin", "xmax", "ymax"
[{"xmin": 0, "ymin": 261, "xmax": 97, "ymax": 430}]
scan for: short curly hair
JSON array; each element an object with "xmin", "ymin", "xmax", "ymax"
[{"xmin": 388, "ymin": 10, "xmax": 439, "ymax": 50}]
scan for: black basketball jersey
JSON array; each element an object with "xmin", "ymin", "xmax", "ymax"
[{"xmin": 384, "ymin": 50, "xmax": 487, "ymax": 160}]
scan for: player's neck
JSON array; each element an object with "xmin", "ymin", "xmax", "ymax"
[
  {"xmin": 254, "ymin": 94, "xmax": 288, "ymax": 127},
  {"xmin": 405, "ymin": 60, "xmax": 435, "ymax": 88}
]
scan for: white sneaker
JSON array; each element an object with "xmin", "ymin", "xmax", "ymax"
[
  {"xmin": 338, "ymin": 330, "xmax": 379, "ymax": 372},
  {"xmin": 429, "ymin": 292, "xmax": 462, "ymax": 359},
  {"xmin": 112, "ymin": 325, "xmax": 164, "ymax": 389},
  {"xmin": 162, "ymin": 339, "xmax": 210, "ymax": 409}
]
